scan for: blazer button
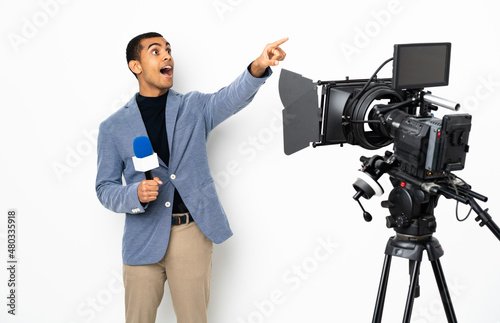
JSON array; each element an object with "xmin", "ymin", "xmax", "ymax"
[
  {"xmin": 170, "ymin": 174, "xmax": 176, "ymax": 180},
  {"xmin": 165, "ymin": 202, "xmax": 171, "ymax": 208}
]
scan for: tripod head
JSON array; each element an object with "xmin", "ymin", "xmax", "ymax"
[{"xmin": 353, "ymin": 151, "xmax": 500, "ymax": 241}]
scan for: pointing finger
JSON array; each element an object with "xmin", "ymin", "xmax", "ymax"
[{"xmin": 270, "ymin": 37, "xmax": 289, "ymax": 48}]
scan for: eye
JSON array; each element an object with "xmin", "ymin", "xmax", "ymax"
[{"xmin": 152, "ymin": 49, "xmax": 159, "ymax": 55}]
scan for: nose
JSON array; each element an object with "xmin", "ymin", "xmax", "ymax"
[{"xmin": 163, "ymin": 52, "xmax": 172, "ymax": 61}]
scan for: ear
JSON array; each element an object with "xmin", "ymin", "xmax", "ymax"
[{"xmin": 128, "ymin": 60, "xmax": 142, "ymax": 76}]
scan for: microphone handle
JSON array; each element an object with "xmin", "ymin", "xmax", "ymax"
[{"xmin": 145, "ymin": 170, "xmax": 153, "ymax": 180}]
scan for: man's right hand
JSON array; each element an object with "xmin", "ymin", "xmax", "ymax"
[{"xmin": 137, "ymin": 177, "xmax": 163, "ymax": 203}]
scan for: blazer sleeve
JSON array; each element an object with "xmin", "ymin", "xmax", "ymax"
[
  {"xmin": 204, "ymin": 65, "xmax": 272, "ymax": 131},
  {"xmin": 95, "ymin": 122, "xmax": 146, "ymax": 214}
]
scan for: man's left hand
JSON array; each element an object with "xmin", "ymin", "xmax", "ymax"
[{"xmin": 250, "ymin": 37, "xmax": 288, "ymax": 77}]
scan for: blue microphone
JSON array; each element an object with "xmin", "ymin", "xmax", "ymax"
[{"xmin": 132, "ymin": 136, "xmax": 159, "ymax": 180}]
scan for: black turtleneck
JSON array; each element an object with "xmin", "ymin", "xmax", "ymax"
[{"xmin": 137, "ymin": 91, "xmax": 189, "ymax": 214}]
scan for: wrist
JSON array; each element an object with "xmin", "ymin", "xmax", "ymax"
[{"xmin": 250, "ymin": 59, "xmax": 267, "ymax": 78}]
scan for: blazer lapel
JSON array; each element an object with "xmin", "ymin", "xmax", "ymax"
[
  {"xmin": 123, "ymin": 94, "xmax": 147, "ymax": 138},
  {"xmin": 166, "ymin": 90, "xmax": 180, "ymax": 159},
  {"xmin": 123, "ymin": 94, "xmax": 168, "ymax": 169}
]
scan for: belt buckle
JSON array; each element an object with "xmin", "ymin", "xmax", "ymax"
[{"xmin": 173, "ymin": 212, "xmax": 190, "ymax": 225}]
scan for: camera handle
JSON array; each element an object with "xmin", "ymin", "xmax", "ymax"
[
  {"xmin": 466, "ymin": 195, "xmax": 500, "ymax": 240},
  {"xmin": 393, "ymin": 171, "xmax": 500, "ymax": 242},
  {"xmin": 373, "ymin": 90, "xmax": 460, "ymax": 123}
]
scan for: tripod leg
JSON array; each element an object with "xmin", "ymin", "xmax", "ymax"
[
  {"xmin": 372, "ymin": 254, "xmax": 392, "ymax": 323},
  {"xmin": 409, "ymin": 260, "xmax": 420, "ymax": 298},
  {"xmin": 431, "ymin": 259, "xmax": 458, "ymax": 323},
  {"xmin": 402, "ymin": 259, "xmax": 421, "ymax": 323}
]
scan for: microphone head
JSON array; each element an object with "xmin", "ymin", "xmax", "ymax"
[{"xmin": 133, "ymin": 136, "xmax": 154, "ymax": 158}]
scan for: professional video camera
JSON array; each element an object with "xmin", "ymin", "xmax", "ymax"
[
  {"xmin": 281, "ymin": 43, "xmax": 469, "ymax": 175},
  {"xmin": 279, "ymin": 43, "xmax": 500, "ymax": 323}
]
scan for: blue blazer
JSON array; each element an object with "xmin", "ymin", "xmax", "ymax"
[{"xmin": 96, "ymin": 67, "xmax": 271, "ymax": 265}]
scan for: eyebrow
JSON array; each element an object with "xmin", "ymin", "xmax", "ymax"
[{"xmin": 147, "ymin": 42, "xmax": 171, "ymax": 50}]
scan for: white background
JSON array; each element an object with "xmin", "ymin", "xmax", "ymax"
[{"xmin": 1, "ymin": 0, "xmax": 500, "ymax": 322}]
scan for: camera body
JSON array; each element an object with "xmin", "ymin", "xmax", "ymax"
[{"xmin": 379, "ymin": 100, "xmax": 471, "ymax": 180}]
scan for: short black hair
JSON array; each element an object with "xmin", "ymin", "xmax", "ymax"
[{"xmin": 126, "ymin": 32, "xmax": 164, "ymax": 77}]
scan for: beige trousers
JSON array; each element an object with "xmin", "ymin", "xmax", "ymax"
[{"xmin": 123, "ymin": 219, "xmax": 213, "ymax": 323}]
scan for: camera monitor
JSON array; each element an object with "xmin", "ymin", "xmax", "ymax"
[{"xmin": 392, "ymin": 42, "xmax": 451, "ymax": 90}]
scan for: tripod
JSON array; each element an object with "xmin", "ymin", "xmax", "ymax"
[
  {"xmin": 356, "ymin": 170, "xmax": 500, "ymax": 323},
  {"xmin": 366, "ymin": 177, "xmax": 457, "ymax": 323},
  {"xmin": 372, "ymin": 234, "xmax": 456, "ymax": 323},
  {"xmin": 352, "ymin": 152, "xmax": 500, "ymax": 322}
]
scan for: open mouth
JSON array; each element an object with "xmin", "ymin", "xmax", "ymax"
[{"xmin": 160, "ymin": 66, "xmax": 173, "ymax": 77}]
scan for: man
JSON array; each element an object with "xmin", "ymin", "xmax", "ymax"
[{"xmin": 95, "ymin": 32, "xmax": 287, "ymax": 323}]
